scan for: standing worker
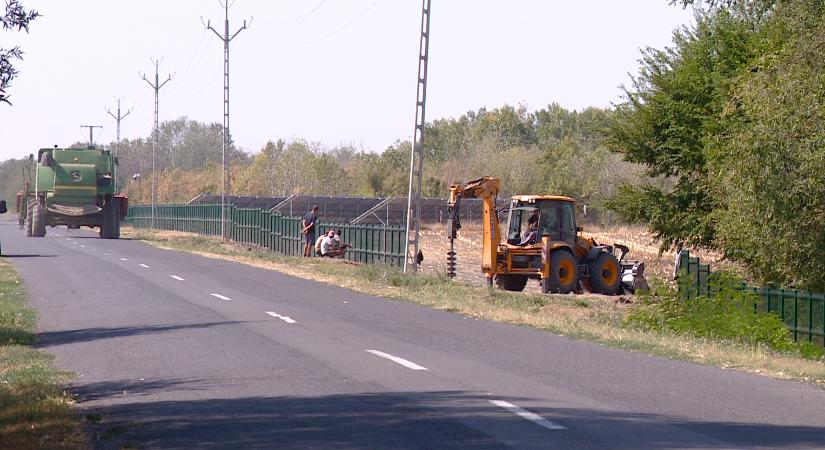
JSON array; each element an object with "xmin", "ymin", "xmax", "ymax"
[{"xmin": 302, "ymin": 205, "xmax": 320, "ymax": 257}]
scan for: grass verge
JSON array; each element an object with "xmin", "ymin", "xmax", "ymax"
[
  {"xmin": 0, "ymin": 257, "xmax": 86, "ymax": 450},
  {"xmin": 125, "ymin": 227, "xmax": 825, "ymax": 387}
]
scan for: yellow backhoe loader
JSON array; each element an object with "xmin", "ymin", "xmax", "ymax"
[{"xmin": 447, "ymin": 177, "xmax": 647, "ymax": 294}]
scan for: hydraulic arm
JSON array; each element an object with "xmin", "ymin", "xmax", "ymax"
[{"xmin": 447, "ymin": 177, "xmax": 501, "ymax": 277}]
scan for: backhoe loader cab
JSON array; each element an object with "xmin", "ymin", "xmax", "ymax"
[{"xmin": 506, "ymin": 196, "xmax": 577, "ymax": 247}]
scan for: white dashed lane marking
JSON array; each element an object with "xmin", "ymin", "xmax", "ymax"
[
  {"xmin": 210, "ymin": 293, "xmax": 231, "ymax": 301},
  {"xmin": 170, "ymin": 275, "xmax": 185, "ymax": 281},
  {"xmin": 365, "ymin": 350, "xmax": 428, "ymax": 371},
  {"xmin": 139, "ymin": 264, "xmax": 150, "ymax": 268},
  {"xmin": 265, "ymin": 311, "xmax": 297, "ymax": 324},
  {"xmin": 120, "ymin": 258, "xmax": 128, "ymax": 261},
  {"xmin": 489, "ymin": 400, "xmax": 566, "ymax": 430}
]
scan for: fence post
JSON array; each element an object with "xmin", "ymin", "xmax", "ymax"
[
  {"xmin": 792, "ymin": 289, "xmax": 798, "ymax": 342},
  {"xmin": 808, "ymin": 291, "xmax": 813, "ymax": 343}
]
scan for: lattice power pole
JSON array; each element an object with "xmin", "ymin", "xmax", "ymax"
[
  {"xmin": 203, "ymin": 1, "xmax": 250, "ymax": 240},
  {"xmin": 140, "ymin": 58, "xmax": 173, "ymax": 229},
  {"xmin": 106, "ymin": 97, "xmax": 132, "ymax": 193},
  {"xmin": 404, "ymin": 0, "xmax": 433, "ymax": 273}
]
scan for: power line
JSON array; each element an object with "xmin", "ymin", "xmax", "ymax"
[
  {"xmin": 195, "ymin": 66, "xmax": 223, "ymax": 95},
  {"xmin": 258, "ymin": 0, "xmax": 327, "ymax": 43},
  {"xmin": 305, "ymin": 0, "xmax": 381, "ymax": 44},
  {"xmin": 140, "ymin": 58, "xmax": 173, "ymax": 229},
  {"xmin": 202, "ymin": 0, "xmax": 251, "ymax": 240},
  {"xmin": 176, "ymin": 28, "xmax": 208, "ymax": 85},
  {"xmin": 128, "ymin": 78, "xmax": 145, "ymax": 113}
]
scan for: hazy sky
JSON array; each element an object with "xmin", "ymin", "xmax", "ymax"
[{"xmin": 0, "ymin": 1, "xmax": 693, "ymax": 161}]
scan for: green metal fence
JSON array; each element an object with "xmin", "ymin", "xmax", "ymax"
[
  {"xmin": 678, "ymin": 251, "xmax": 825, "ymax": 347},
  {"xmin": 125, "ymin": 204, "xmax": 406, "ymax": 266}
]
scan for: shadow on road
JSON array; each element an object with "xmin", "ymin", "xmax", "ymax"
[
  {"xmin": 54, "ymin": 235, "xmax": 136, "ymax": 240},
  {"xmin": 75, "ymin": 390, "xmax": 825, "ymax": 449},
  {"xmin": 37, "ymin": 321, "xmax": 246, "ymax": 347},
  {"xmin": 72, "ymin": 378, "xmax": 210, "ymax": 403}
]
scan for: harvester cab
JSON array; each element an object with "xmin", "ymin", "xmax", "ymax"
[{"xmin": 447, "ymin": 176, "xmax": 648, "ymax": 295}]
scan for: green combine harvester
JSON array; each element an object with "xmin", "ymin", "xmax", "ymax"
[{"xmin": 18, "ymin": 147, "xmax": 128, "ymax": 239}]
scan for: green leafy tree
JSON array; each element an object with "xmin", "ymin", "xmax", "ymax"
[
  {"xmin": 0, "ymin": 156, "xmax": 31, "ymax": 204},
  {"xmin": 114, "ymin": 117, "xmax": 243, "ymax": 189},
  {"xmin": 610, "ymin": 0, "xmax": 825, "ymax": 290},
  {"xmin": 1, "ymin": 0, "xmax": 38, "ymax": 105},
  {"xmin": 711, "ymin": 0, "xmax": 825, "ymax": 290},
  {"xmin": 606, "ymin": 6, "xmax": 761, "ymax": 249}
]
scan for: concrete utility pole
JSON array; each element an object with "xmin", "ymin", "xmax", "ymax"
[
  {"xmin": 203, "ymin": 1, "xmax": 250, "ymax": 240},
  {"xmin": 80, "ymin": 124, "xmax": 103, "ymax": 148},
  {"xmin": 106, "ymin": 97, "xmax": 132, "ymax": 193},
  {"xmin": 140, "ymin": 58, "xmax": 172, "ymax": 229},
  {"xmin": 404, "ymin": 0, "xmax": 433, "ymax": 274}
]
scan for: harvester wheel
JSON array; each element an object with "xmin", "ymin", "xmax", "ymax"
[
  {"xmin": 495, "ymin": 274, "xmax": 528, "ymax": 292},
  {"xmin": 588, "ymin": 252, "xmax": 622, "ymax": 295},
  {"xmin": 31, "ymin": 199, "xmax": 46, "ymax": 238},
  {"xmin": 24, "ymin": 198, "xmax": 34, "ymax": 237},
  {"xmin": 542, "ymin": 250, "xmax": 578, "ymax": 294},
  {"xmin": 101, "ymin": 199, "xmax": 120, "ymax": 239}
]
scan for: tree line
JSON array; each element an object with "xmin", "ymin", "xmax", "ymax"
[{"xmin": 0, "ymin": 104, "xmax": 636, "ymax": 210}]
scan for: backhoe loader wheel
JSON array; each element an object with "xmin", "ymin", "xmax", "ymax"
[
  {"xmin": 24, "ymin": 198, "xmax": 34, "ymax": 237},
  {"xmin": 542, "ymin": 250, "xmax": 578, "ymax": 294},
  {"xmin": 31, "ymin": 199, "xmax": 46, "ymax": 238},
  {"xmin": 588, "ymin": 252, "xmax": 622, "ymax": 295},
  {"xmin": 495, "ymin": 274, "xmax": 528, "ymax": 292}
]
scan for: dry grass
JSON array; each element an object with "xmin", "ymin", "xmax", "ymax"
[
  {"xmin": 0, "ymin": 258, "xmax": 87, "ymax": 450},
  {"xmin": 123, "ymin": 226, "xmax": 825, "ymax": 387}
]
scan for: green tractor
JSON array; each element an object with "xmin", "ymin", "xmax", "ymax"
[{"xmin": 19, "ymin": 147, "xmax": 128, "ymax": 239}]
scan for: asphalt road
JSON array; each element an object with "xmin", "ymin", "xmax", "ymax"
[{"xmin": 1, "ymin": 218, "xmax": 824, "ymax": 449}]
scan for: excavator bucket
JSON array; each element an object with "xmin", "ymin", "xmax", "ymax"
[{"xmin": 614, "ymin": 244, "xmax": 649, "ymax": 294}]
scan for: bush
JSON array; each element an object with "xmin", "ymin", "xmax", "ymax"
[{"xmin": 625, "ymin": 275, "xmax": 824, "ymax": 360}]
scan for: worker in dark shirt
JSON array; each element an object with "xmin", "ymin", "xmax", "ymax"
[{"xmin": 302, "ymin": 205, "xmax": 320, "ymax": 257}]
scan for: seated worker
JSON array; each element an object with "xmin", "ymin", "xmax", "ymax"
[
  {"xmin": 518, "ymin": 209, "xmax": 539, "ymax": 246},
  {"xmin": 330, "ymin": 229, "xmax": 351, "ymax": 258},
  {"xmin": 319, "ymin": 230, "xmax": 337, "ymax": 257},
  {"xmin": 314, "ymin": 234, "xmax": 325, "ymax": 256}
]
